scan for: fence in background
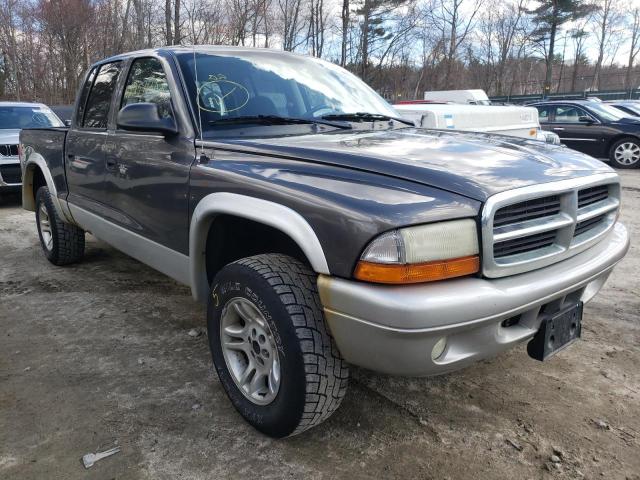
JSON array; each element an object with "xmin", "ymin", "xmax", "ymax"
[{"xmin": 490, "ymin": 89, "xmax": 640, "ymax": 104}]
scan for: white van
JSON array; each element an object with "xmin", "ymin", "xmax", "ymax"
[
  {"xmin": 423, "ymin": 89, "xmax": 491, "ymax": 105},
  {"xmin": 394, "ymin": 101, "xmax": 561, "ymax": 144}
]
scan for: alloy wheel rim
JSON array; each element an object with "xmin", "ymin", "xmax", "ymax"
[
  {"xmin": 614, "ymin": 142, "xmax": 640, "ymax": 165},
  {"xmin": 220, "ymin": 297, "xmax": 281, "ymax": 405},
  {"xmin": 38, "ymin": 203, "xmax": 53, "ymax": 251}
]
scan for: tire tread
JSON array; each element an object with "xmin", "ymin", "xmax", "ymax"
[
  {"xmin": 234, "ymin": 253, "xmax": 349, "ymax": 436},
  {"xmin": 37, "ymin": 187, "xmax": 84, "ymax": 265}
]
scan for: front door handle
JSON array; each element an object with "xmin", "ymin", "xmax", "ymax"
[{"xmin": 552, "ymin": 127, "xmax": 564, "ymax": 131}]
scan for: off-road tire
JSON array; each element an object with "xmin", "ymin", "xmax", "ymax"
[
  {"xmin": 609, "ymin": 137, "xmax": 640, "ymax": 169},
  {"xmin": 207, "ymin": 253, "xmax": 349, "ymax": 437},
  {"xmin": 35, "ymin": 186, "xmax": 85, "ymax": 265}
]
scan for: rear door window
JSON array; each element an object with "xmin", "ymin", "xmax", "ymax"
[
  {"xmin": 554, "ymin": 106, "xmax": 587, "ymax": 124},
  {"xmin": 82, "ymin": 61, "xmax": 122, "ymax": 129},
  {"xmin": 536, "ymin": 105, "xmax": 554, "ymax": 123}
]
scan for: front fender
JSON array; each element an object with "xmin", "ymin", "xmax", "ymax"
[{"xmin": 189, "ymin": 192, "xmax": 330, "ymax": 302}]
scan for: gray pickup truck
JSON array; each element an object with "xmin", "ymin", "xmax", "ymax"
[{"xmin": 20, "ymin": 46, "xmax": 630, "ymax": 438}]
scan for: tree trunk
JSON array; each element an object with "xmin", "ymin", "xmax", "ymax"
[
  {"xmin": 174, "ymin": 0, "xmax": 181, "ymax": 45},
  {"xmin": 360, "ymin": 1, "xmax": 370, "ymax": 81},
  {"xmin": 133, "ymin": 0, "xmax": 144, "ymax": 48},
  {"xmin": 165, "ymin": 0, "xmax": 172, "ymax": 45},
  {"xmin": 544, "ymin": 2, "xmax": 558, "ymax": 96},
  {"xmin": 341, "ymin": 0, "xmax": 349, "ymax": 66}
]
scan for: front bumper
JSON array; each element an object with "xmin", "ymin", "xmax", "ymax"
[{"xmin": 318, "ymin": 223, "xmax": 629, "ymax": 376}]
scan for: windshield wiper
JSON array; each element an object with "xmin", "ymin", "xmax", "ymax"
[
  {"xmin": 208, "ymin": 115, "xmax": 351, "ymax": 129},
  {"xmin": 322, "ymin": 112, "xmax": 414, "ymax": 126}
]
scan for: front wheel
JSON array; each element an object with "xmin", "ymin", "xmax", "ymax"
[
  {"xmin": 609, "ymin": 137, "xmax": 640, "ymax": 169},
  {"xmin": 207, "ymin": 254, "xmax": 349, "ymax": 437}
]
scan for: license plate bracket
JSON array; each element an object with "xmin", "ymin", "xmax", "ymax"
[{"xmin": 527, "ymin": 302, "xmax": 583, "ymax": 361}]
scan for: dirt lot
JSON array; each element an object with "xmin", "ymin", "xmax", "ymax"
[{"xmin": 1, "ymin": 170, "xmax": 639, "ymax": 480}]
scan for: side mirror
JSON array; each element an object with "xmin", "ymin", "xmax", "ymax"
[
  {"xmin": 578, "ymin": 115, "xmax": 594, "ymax": 124},
  {"xmin": 117, "ymin": 103, "xmax": 178, "ymax": 135},
  {"xmin": 64, "ymin": 119, "xmax": 72, "ymax": 127}
]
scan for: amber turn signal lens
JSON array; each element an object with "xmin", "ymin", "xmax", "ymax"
[{"xmin": 354, "ymin": 255, "xmax": 480, "ymax": 284}]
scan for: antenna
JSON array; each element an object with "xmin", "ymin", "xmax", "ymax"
[{"xmin": 193, "ymin": 45, "xmax": 204, "ymax": 150}]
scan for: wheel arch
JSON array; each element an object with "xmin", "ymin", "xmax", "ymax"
[
  {"xmin": 606, "ymin": 134, "xmax": 640, "ymax": 156},
  {"xmin": 189, "ymin": 193, "xmax": 330, "ymax": 302},
  {"xmin": 21, "ymin": 158, "xmax": 74, "ymax": 223},
  {"xmin": 21, "ymin": 161, "xmax": 47, "ymax": 211}
]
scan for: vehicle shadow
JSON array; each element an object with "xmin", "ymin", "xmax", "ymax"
[{"xmin": 0, "ymin": 191, "xmax": 22, "ymax": 208}]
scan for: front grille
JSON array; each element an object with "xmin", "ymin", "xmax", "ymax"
[
  {"xmin": 574, "ymin": 215, "xmax": 606, "ymax": 237},
  {"xmin": 494, "ymin": 195, "xmax": 561, "ymax": 227},
  {"xmin": 0, "ymin": 144, "xmax": 18, "ymax": 157},
  {"xmin": 494, "ymin": 230, "xmax": 557, "ymax": 257},
  {"xmin": 482, "ymin": 176, "xmax": 620, "ymax": 278},
  {"xmin": 578, "ymin": 185, "xmax": 608, "ymax": 208},
  {"xmin": 0, "ymin": 164, "xmax": 22, "ymax": 184}
]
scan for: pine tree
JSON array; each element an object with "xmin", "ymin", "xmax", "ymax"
[{"xmin": 526, "ymin": 0, "xmax": 597, "ymax": 96}]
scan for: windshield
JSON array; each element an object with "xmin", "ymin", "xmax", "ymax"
[
  {"xmin": 0, "ymin": 105, "xmax": 64, "ymax": 129},
  {"xmin": 176, "ymin": 50, "xmax": 399, "ymax": 135},
  {"xmin": 587, "ymin": 102, "xmax": 626, "ymax": 121},
  {"xmin": 618, "ymin": 104, "xmax": 640, "ymax": 116}
]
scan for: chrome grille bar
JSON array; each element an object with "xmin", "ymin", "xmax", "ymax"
[{"xmin": 481, "ymin": 173, "xmax": 620, "ymax": 278}]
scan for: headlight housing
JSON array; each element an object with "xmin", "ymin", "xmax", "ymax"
[{"xmin": 354, "ymin": 219, "xmax": 480, "ymax": 284}]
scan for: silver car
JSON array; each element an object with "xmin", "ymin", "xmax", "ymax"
[{"xmin": 0, "ymin": 102, "xmax": 64, "ymax": 192}]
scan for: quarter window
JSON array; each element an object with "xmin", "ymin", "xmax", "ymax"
[
  {"xmin": 75, "ymin": 67, "xmax": 97, "ymax": 126},
  {"xmin": 121, "ymin": 58, "xmax": 173, "ymax": 119},
  {"xmin": 82, "ymin": 62, "xmax": 122, "ymax": 129}
]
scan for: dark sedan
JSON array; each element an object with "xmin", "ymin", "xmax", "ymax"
[{"xmin": 532, "ymin": 100, "xmax": 640, "ymax": 168}]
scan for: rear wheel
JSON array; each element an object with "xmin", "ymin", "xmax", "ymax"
[
  {"xmin": 35, "ymin": 186, "xmax": 85, "ymax": 265},
  {"xmin": 207, "ymin": 253, "xmax": 349, "ymax": 437},
  {"xmin": 609, "ymin": 137, "xmax": 640, "ymax": 168}
]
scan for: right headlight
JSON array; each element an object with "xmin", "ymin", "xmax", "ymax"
[{"xmin": 354, "ymin": 219, "xmax": 480, "ymax": 284}]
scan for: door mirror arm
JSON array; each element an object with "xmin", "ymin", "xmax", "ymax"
[{"xmin": 116, "ymin": 103, "xmax": 178, "ymax": 136}]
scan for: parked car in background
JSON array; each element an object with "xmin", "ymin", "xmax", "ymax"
[
  {"xmin": 49, "ymin": 105, "xmax": 74, "ymax": 124},
  {"xmin": 531, "ymin": 100, "xmax": 640, "ymax": 168},
  {"xmin": 605, "ymin": 100, "xmax": 640, "ymax": 118},
  {"xmin": 395, "ymin": 100, "xmax": 561, "ymax": 144},
  {"xmin": 0, "ymin": 102, "xmax": 64, "ymax": 194}
]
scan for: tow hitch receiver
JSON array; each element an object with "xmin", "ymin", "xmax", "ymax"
[{"xmin": 527, "ymin": 302, "xmax": 583, "ymax": 361}]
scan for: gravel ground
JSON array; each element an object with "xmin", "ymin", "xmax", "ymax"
[{"xmin": 1, "ymin": 170, "xmax": 639, "ymax": 480}]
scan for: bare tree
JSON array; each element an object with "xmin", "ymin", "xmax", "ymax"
[
  {"xmin": 165, "ymin": 0, "xmax": 173, "ymax": 45},
  {"xmin": 626, "ymin": 8, "xmax": 640, "ymax": 89},
  {"xmin": 434, "ymin": 0, "xmax": 484, "ymax": 88},
  {"xmin": 307, "ymin": 0, "xmax": 327, "ymax": 57},
  {"xmin": 569, "ymin": 16, "xmax": 590, "ymax": 91},
  {"xmin": 340, "ymin": 0, "xmax": 349, "ymax": 65},
  {"xmin": 590, "ymin": 0, "xmax": 622, "ymax": 90},
  {"xmin": 477, "ymin": 0, "xmax": 527, "ymax": 95},
  {"xmin": 277, "ymin": 0, "xmax": 305, "ymax": 51}
]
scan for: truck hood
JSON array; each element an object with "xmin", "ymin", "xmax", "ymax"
[
  {"xmin": 220, "ymin": 128, "xmax": 614, "ymax": 201},
  {"xmin": 0, "ymin": 129, "xmax": 20, "ymax": 144}
]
